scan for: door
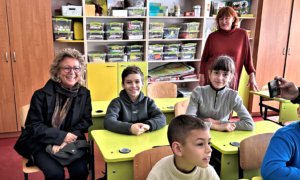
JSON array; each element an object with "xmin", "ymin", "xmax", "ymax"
[
  {"xmin": 284, "ymin": 0, "xmax": 300, "ymax": 86},
  {"xmin": 6, "ymin": 0, "xmax": 54, "ymax": 131},
  {"xmin": 251, "ymin": 0, "xmax": 293, "ymax": 113},
  {"xmin": 117, "ymin": 62, "xmax": 148, "ymax": 95},
  {"xmin": 0, "ymin": 0, "xmax": 17, "ymax": 133},
  {"xmin": 87, "ymin": 63, "xmax": 118, "ymax": 101}
]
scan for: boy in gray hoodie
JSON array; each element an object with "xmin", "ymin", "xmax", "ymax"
[{"xmin": 104, "ymin": 66, "xmax": 166, "ymax": 135}]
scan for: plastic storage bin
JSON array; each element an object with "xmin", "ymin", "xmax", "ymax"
[
  {"xmin": 149, "ymin": 44, "xmax": 163, "ymax": 54},
  {"xmin": 127, "ymin": 7, "xmax": 147, "ymax": 16},
  {"xmin": 87, "ymin": 30, "xmax": 104, "ymax": 40},
  {"xmin": 179, "ymin": 30, "xmax": 199, "ymax": 39},
  {"xmin": 108, "ymin": 45, "xmax": 125, "ymax": 53},
  {"xmin": 148, "ymin": 52, "xmax": 163, "ymax": 61},
  {"xmin": 127, "ymin": 45, "xmax": 144, "ymax": 52},
  {"xmin": 54, "ymin": 31, "xmax": 73, "ymax": 40},
  {"xmin": 125, "ymin": 30, "xmax": 144, "ymax": 39},
  {"xmin": 163, "ymin": 27, "xmax": 180, "ymax": 39},
  {"xmin": 149, "ymin": 30, "xmax": 164, "ymax": 39},
  {"xmin": 150, "ymin": 22, "xmax": 164, "ymax": 30},
  {"xmin": 88, "ymin": 53, "xmax": 106, "ymax": 62},
  {"xmin": 127, "ymin": 0, "xmax": 145, "ymax": 7},
  {"xmin": 107, "ymin": 53, "xmax": 124, "ymax": 62},
  {"xmin": 127, "ymin": 52, "xmax": 143, "ymax": 61},
  {"xmin": 164, "ymin": 44, "xmax": 180, "ymax": 52},
  {"xmin": 163, "ymin": 51, "xmax": 178, "ymax": 60},
  {"xmin": 86, "ymin": 22, "xmax": 104, "ymax": 30},
  {"xmin": 52, "ymin": 18, "xmax": 72, "ymax": 31},
  {"xmin": 105, "ymin": 30, "xmax": 123, "ymax": 40},
  {"xmin": 125, "ymin": 20, "xmax": 144, "ymax": 30},
  {"xmin": 180, "ymin": 22, "xmax": 200, "ymax": 30},
  {"xmin": 105, "ymin": 22, "xmax": 124, "ymax": 31},
  {"xmin": 178, "ymin": 51, "xmax": 195, "ymax": 60},
  {"xmin": 181, "ymin": 43, "xmax": 197, "ymax": 52}
]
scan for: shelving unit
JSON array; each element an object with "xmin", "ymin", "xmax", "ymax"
[{"xmin": 50, "ymin": 0, "xmax": 259, "ymax": 102}]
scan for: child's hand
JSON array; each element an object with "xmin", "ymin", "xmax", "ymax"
[
  {"xmin": 220, "ymin": 123, "xmax": 236, "ymax": 132},
  {"xmin": 130, "ymin": 123, "xmax": 146, "ymax": 135},
  {"xmin": 204, "ymin": 118, "xmax": 220, "ymax": 124},
  {"xmin": 297, "ymin": 106, "xmax": 300, "ymax": 118},
  {"xmin": 142, "ymin": 124, "xmax": 150, "ymax": 131}
]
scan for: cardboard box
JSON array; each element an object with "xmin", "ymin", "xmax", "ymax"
[{"xmin": 85, "ymin": 4, "xmax": 95, "ymax": 16}]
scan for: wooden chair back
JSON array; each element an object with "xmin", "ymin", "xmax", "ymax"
[
  {"xmin": 20, "ymin": 104, "xmax": 30, "ymax": 129},
  {"xmin": 239, "ymin": 133, "xmax": 274, "ymax": 170},
  {"xmin": 133, "ymin": 146, "xmax": 173, "ymax": 180},
  {"xmin": 146, "ymin": 82, "xmax": 177, "ymax": 98},
  {"xmin": 174, "ymin": 99, "xmax": 190, "ymax": 117}
]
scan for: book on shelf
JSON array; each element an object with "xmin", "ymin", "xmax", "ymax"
[
  {"xmin": 241, "ymin": 14, "xmax": 253, "ymax": 17},
  {"xmin": 232, "ymin": 0, "xmax": 251, "ymax": 17}
]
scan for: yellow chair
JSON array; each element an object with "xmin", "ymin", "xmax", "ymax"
[
  {"xmin": 133, "ymin": 146, "xmax": 173, "ymax": 180},
  {"xmin": 146, "ymin": 82, "xmax": 177, "ymax": 98},
  {"xmin": 238, "ymin": 133, "xmax": 274, "ymax": 179},
  {"xmin": 174, "ymin": 99, "xmax": 190, "ymax": 117},
  {"xmin": 19, "ymin": 104, "xmax": 42, "ymax": 180}
]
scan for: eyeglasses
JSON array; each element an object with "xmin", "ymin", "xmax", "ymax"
[{"xmin": 61, "ymin": 66, "xmax": 81, "ymax": 73}]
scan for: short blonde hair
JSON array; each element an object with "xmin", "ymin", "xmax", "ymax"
[{"xmin": 50, "ymin": 48, "xmax": 86, "ymax": 86}]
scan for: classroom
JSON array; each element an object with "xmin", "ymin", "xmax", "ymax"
[{"xmin": 1, "ymin": 0, "xmax": 300, "ymax": 180}]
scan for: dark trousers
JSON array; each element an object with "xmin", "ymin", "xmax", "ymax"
[{"xmin": 34, "ymin": 150, "xmax": 89, "ymax": 180}]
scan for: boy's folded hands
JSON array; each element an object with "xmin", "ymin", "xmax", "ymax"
[
  {"xmin": 221, "ymin": 123, "xmax": 236, "ymax": 132},
  {"xmin": 130, "ymin": 123, "xmax": 150, "ymax": 135}
]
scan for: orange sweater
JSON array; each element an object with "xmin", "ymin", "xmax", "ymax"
[{"xmin": 200, "ymin": 27, "xmax": 255, "ymax": 90}]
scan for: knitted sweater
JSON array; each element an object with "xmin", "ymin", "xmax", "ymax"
[
  {"xmin": 186, "ymin": 85, "xmax": 255, "ymax": 131},
  {"xmin": 200, "ymin": 27, "xmax": 255, "ymax": 90},
  {"xmin": 146, "ymin": 155, "xmax": 220, "ymax": 180}
]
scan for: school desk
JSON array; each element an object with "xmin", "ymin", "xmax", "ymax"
[
  {"xmin": 250, "ymin": 90, "xmax": 299, "ymax": 124},
  {"xmin": 210, "ymin": 121, "xmax": 281, "ymax": 180},
  {"xmin": 91, "ymin": 126, "xmax": 169, "ymax": 180},
  {"xmin": 88, "ymin": 98, "xmax": 188, "ymax": 179}
]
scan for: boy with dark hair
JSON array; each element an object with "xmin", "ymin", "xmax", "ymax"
[
  {"xmin": 104, "ymin": 66, "xmax": 166, "ymax": 135},
  {"xmin": 147, "ymin": 115, "xmax": 220, "ymax": 180}
]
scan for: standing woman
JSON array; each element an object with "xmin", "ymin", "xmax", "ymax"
[
  {"xmin": 14, "ymin": 48, "xmax": 92, "ymax": 180},
  {"xmin": 199, "ymin": 6, "xmax": 259, "ymax": 91}
]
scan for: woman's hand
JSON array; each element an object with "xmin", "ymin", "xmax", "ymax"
[
  {"xmin": 199, "ymin": 74, "xmax": 205, "ymax": 86},
  {"xmin": 130, "ymin": 123, "xmax": 146, "ymax": 135},
  {"xmin": 247, "ymin": 73, "xmax": 260, "ymax": 91},
  {"xmin": 52, "ymin": 142, "xmax": 68, "ymax": 154},
  {"xmin": 64, "ymin": 132, "xmax": 77, "ymax": 144},
  {"xmin": 274, "ymin": 76, "xmax": 299, "ymax": 100},
  {"xmin": 204, "ymin": 118, "xmax": 221, "ymax": 124}
]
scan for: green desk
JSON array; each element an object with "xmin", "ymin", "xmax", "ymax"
[
  {"xmin": 91, "ymin": 126, "xmax": 169, "ymax": 180},
  {"xmin": 210, "ymin": 121, "xmax": 281, "ymax": 180},
  {"xmin": 89, "ymin": 98, "xmax": 189, "ymax": 141},
  {"xmin": 250, "ymin": 90, "xmax": 299, "ymax": 123}
]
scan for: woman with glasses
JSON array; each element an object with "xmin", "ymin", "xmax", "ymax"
[{"xmin": 14, "ymin": 48, "xmax": 92, "ymax": 180}]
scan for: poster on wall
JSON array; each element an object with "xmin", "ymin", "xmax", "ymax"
[{"xmin": 232, "ymin": 0, "xmax": 251, "ymax": 17}]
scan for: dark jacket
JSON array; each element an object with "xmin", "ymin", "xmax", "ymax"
[
  {"xmin": 104, "ymin": 89, "xmax": 166, "ymax": 134},
  {"xmin": 14, "ymin": 79, "xmax": 92, "ymax": 158}
]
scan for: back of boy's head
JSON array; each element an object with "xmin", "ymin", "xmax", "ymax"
[
  {"xmin": 209, "ymin": 55, "xmax": 236, "ymax": 75},
  {"xmin": 167, "ymin": 115, "xmax": 208, "ymax": 147},
  {"xmin": 121, "ymin": 65, "xmax": 144, "ymax": 84}
]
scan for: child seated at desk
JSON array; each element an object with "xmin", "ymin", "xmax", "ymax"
[
  {"xmin": 147, "ymin": 115, "xmax": 220, "ymax": 180},
  {"xmin": 104, "ymin": 66, "xmax": 166, "ymax": 135},
  {"xmin": 186, "ymin": 56, "xmax": 255, "ymax": 131},
  {"xmin": 261, "ymin": 76, "xmax": 300, "ymax": 180}
]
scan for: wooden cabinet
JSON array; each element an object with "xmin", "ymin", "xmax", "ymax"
[
  {"xmin": 0, "ymin": 0, "xmax": 54, "ymax": 133},
  {"xmin": 87, "ymin": 63, "xmax": 118, "ymax": 101},
  {"xmin": 117, "ymin": 62, "xmax": 148, "ymax": 95},
  {"xmin": 250, "ymin": 0, "xmax": 299, "ymax": 113}
]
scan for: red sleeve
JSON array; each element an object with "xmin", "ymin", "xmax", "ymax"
[
  {"xmin": 243, "ymin": 33, "xmax": 255, "ymax": 75},
  {"xmin": 200, "ymin": 35, "xmax": 211, "ymax": 74}
]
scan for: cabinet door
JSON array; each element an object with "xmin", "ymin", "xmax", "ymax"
[
  {"xmin": 6, "ymin": 0, "xmax": 54, "ymax": 131},
  {"xmin": 87, "ymin": 63, "xmax": 118, "ymax": 101},
  {"xmin": 251, "ymin": 0, "xmax": 292, "ymax": 113},
  {"xmin": 284, "ymin": 0, "xmax": 300, "ymax": 86},
  {"xmin": 117, "ymin": 62, "xmax": 148, "ymax": 95},
  {"xmin": 0, "ymin": 0, "xmax": 17, "ymax": 133}
]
